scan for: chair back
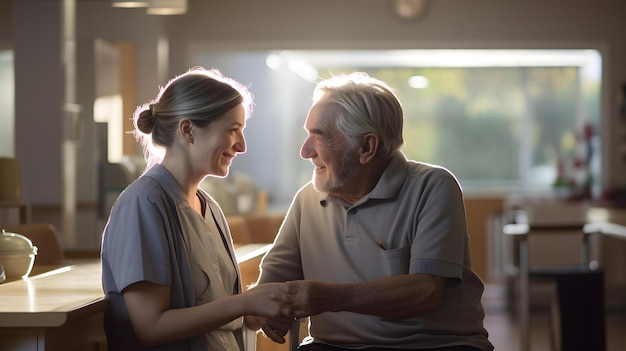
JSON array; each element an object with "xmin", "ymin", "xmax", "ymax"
[
  {"xmin": 228, "ymin": 215, "xmax": 252, "ymax": 245},
  {"xmin": 0, "ymin": 157, "xmax": 22, "ymax": 204}
]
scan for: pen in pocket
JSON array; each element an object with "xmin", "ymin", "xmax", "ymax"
[{"xmin": 375, "ymin": 239, "xmax": 387, "ymax": 250}]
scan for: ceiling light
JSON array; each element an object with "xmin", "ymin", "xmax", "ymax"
[
  {"xmin": 111, "ymin": 0, "xmax": 148, "ymax": 8},
  {"xmin": 265, "ymin": 54, "xmax": 283, "ymax": 70},
  {"xmin": 147, "ymin": 0, "xmax": 187, "ymax": 15},
  {"xmin": 408, "ymin": 75, "xmax": 429, "ymax": 89},
  {"xmin": 393, "ymin": 0, "xmax": 428, "ymax": 20}
]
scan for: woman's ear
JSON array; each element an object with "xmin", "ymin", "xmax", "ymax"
[
  {"xmin": 179, "ymin": 119, "xmax": 193, "ymax": 143},
  {"xmin": 359, "ymin": 134, "xmax": 379, "ymax": 164}
]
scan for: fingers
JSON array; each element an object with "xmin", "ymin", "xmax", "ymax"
[
  {"xmin": 257, "ymin": 283, "xmax": 296, "ymax": 303},
  {"xmin": 280, "ymin": 304, "xmax": 293, "ymax": 318},
  {"xmin": 254, "ymin": 281, "xmax": 313, "ymax": 319},
  {"xmin": 260, "ymin": 320, "xmax": 290, "ymax": 344},
  {"xmin": 261, "ymin": 296, "xmax": 293, "ymax": 320},
  {"xmin": 244, "ymin": 315, "xmax": 261, "ymax": 330},
  {"xmin": 279, "ymin": 280, "xmax": 299, "ymax": 293},
  {"xmin": 266, "ymin": 288, "xmax": 294, "ymax": 318},
  {"xmin": 262, "ymin": 326, "xmax": 286, "ymax": 344},
  {"xmin": 268, "ymin": 316, "xmax": 294, "ymax": 331},
  {"xmin": 291, "ymin": 309, "xmax": 306, "ymax": 320}
]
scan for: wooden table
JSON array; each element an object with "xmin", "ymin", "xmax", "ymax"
[
  {"xmin": 0, "ymin": 243, "xmax": 273, "ymax": 351},
  {"xmin": 583, "ymin": 207, "xmax": 626, "ymax": 239},
  {"xmin": 0, "ymin": 260, "xmax": 107, "ymax": 351}
]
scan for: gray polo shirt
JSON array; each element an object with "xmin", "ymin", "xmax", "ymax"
[{"xmin": 259, "ymin": 152, "xmax": 493, "ymax": 350}]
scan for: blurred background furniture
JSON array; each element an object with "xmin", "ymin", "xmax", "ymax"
[
  {"xmin": 0, "ymin": 157, "xmax": 30, "ymax": 225},
  {"xmin": 201, "ymin": 172, "xmax": 268, "ymax": 216},
  {"xmin": 503, "ymin": 202, "xmax": 606, "ymax": 351},
  {"xmin": 227, "ymin": 212, "xmax": 284, "ymax": 289},
  {"xmin": 227, "ymin": 215, "xmax": 253, "ymax": 245},
  {"xmin": 227, "ymin": 212, "xmax": 285, "ymax": 246}
]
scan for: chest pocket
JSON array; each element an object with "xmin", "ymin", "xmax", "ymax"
[{"xmin": 379, "ymin": 246, "xmax": 411, "ymax": 276}]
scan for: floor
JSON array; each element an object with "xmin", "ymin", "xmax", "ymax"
[{"xmin": 482, "ymin": 283, "xmax": 626, "ymax": 351}]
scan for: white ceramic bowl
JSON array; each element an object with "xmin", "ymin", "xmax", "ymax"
[{"xmin": 0, "ymin": 230, "xmax": 38, "ymax": 279}]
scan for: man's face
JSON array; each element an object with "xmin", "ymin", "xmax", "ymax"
[{"xmin": 300, "ymin": 100, "xmax": 359, "ymax": 193}]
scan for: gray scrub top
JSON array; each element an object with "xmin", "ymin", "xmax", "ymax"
[
  {"xmin": 259, "ymin": 152, "xmax": 494, "ymax": 351},
  {"xmin": 101, "ymin": 164, "xmax": 244, "ymax": 351}
]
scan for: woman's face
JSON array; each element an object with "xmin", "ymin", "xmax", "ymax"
[{"xmin": 192, "ymin": 104, "xmax": 246, "ymax": 177}]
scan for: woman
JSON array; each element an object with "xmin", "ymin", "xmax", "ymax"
[{"xmin": 101, "ymin": 67, "xmax": 293, "ymax": 351}]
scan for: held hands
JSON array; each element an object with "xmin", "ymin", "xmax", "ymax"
[
  {"xmin": 244, "ymin": 280, "xmax": 335, "ymax": 344},
  {"xmin": 243, "ymin": 283, "xmax": 295, "ymax": 343},
  {"xmin": 280, "ymin": 280, "xmax": 334, "ymax": 319},
  {"xmin": 243, "ymin": 282, "xmax": 295, "ymax": 319}
]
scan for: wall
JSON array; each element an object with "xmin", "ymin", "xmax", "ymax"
[
  {"xmin": 0, "ymin": 1, "xmax": 10, "ymax": 45},
  {"xmin": 12, "ymin": 1, "xmax": 63, "ymax": 205}
]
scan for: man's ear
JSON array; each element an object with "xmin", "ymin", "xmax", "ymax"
[{"xmin": 359, "ymin": 134, "xmax": 379, "ymax": 164}]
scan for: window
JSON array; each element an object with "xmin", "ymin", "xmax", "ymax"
[{"xmin": 195, "ymin": 49, "xmax": 602, "ymax": 207}]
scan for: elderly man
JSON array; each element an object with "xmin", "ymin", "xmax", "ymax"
[{"xmin": 246, "ymin": 72, "xmax": 493, "ymax": 351}]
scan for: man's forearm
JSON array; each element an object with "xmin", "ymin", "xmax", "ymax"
[
  {"xmin": 286, "ymin": 273, "xmax": 445, "ymax": 320},
  {"xmin": 332, "ymin": 274, "xmax": 444, "ymax": 319}
]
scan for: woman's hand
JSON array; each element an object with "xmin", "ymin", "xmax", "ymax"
[
  {"xmin": 243, "ymin": 283, "xmax": 297, "ymax": 343},
  {"xmin": 243, "ymin": 282, "xmax": 295, "ymax": 318}
]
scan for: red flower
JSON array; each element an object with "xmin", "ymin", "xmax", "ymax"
[{"xmin": 582, "ymin": 123, "xmax": 594, "ymax": 140}]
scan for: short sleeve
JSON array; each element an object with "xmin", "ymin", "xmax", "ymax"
[
  {"xmin": 102, "ymin": 192, "xmax": 173, "ymax": 293},
  {"xmin": 409, "ymin": 172, "xmax": 466, "ymax": 285},
  {"xmin": 258, "ymin": 190, "xmax": 306, "ymax": 283}
]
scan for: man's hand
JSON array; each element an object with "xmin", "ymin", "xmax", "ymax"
[{"xmin": 280, "ymin": 280, "xmax": 335, "ymax": 319}]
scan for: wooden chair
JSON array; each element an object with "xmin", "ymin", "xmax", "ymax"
[
  {"xmin": 244, "ymin": 212, "xmax": 285, "ymax": 243},
  {"xmin": 2, "ymin": 223, "xmax": 64, "ymax": 265},
  {"xmin": 227, "ymin": 215, "xmax": 253, "ymax": 245}
]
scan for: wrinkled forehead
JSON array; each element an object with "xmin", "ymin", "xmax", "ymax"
[{"xmin": 305, "ymin": 99, "xmax": 342, "ymax": 131}]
